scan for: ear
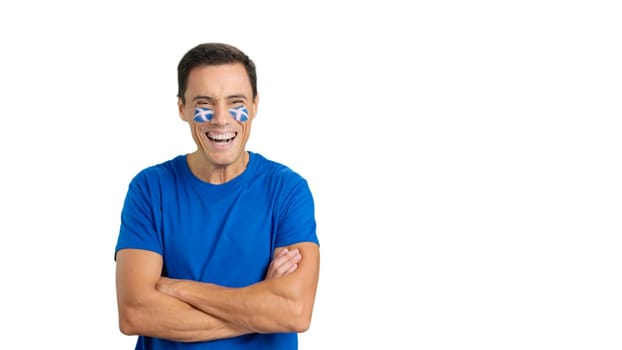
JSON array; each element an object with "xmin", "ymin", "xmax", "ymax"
[
  {"xmin": 251, "ymin": 94, "xmax": 259, "ymax": 120},
  {"xmin": 178, "ymin": 98, "xmax": 187, "ymax": 121}
]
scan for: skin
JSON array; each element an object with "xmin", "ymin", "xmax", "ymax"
[
  {"xmin": 115, "ymin": 63, "xmax": 320, "ymax": 342},
  {"xmin": 156, "ymin": 242, "xmax": 319, "ymax": 334},
  {"xmin": 180, "ymin": 63, "xmax": 258, "ymax": 184}
]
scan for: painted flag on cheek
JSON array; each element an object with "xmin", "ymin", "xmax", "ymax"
[
  {"xmin": 229, "ymin": 106, "xmax": 249, "ymax": 122},
  {"xmin": 194, "ymin": 107, "xmax": 214, "ymax": 123}
]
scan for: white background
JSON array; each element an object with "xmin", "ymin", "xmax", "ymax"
[{"xmin": 1, "ymin": 1, "xmax": 620, "ymax": 349}]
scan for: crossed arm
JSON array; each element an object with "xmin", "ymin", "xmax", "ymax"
[{"xmin": 115, "ymin": 242, "xmax": 320, "ymax": 342}]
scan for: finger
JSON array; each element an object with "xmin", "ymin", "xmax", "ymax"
[
  {"xmin": 273, "ymin": 247, "xmax": 288, "ymax": 259},
  {"xmin": 273, "ymin": 252, "xmax": 301, "ymax": 276},
  {"xmin": 266, "ymin": 254, "xmax": 289, "ymax": 279},
  {"xmin": 286, "ymin": 263, "xmax": 298, "ymax": 274},
  {"xmin": 266, "ymin": 248, "xmax": 303, "ymax": 279},
  {"xmin": 274, "ymin": 250, "xmax": 300, "ymax": 270},
  {"xmin": 271, "ymin": 248, "xmax": 298, "ymax": 267}
]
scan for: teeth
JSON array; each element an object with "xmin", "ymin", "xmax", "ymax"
[{"xmin": 207, "ymin": 132, "xmax": 236, "ymax": 140}]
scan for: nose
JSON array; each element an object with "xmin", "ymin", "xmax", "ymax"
[{"xmin": 210, "ymin": 106, "xmax": 231, "ymax": 126}]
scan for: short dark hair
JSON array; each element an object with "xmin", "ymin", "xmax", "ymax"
[{"xmin": 177, "ymin": 43, "xmax": 258, "ymax": 103}]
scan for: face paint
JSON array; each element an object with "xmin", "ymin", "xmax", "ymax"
[
  {"xmin": 193, "ymin": 106, "xmax": 249, "ymax": 123},
  {"xmin": 194, "ymin": 107, "xmax": 214, "ymax": 123},
  {"xmin": 229, "ymin": 106, "xmax": 249, "ymax": 122}
]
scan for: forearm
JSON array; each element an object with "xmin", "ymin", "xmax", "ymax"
[
  {"xmin": 118, "ymin": 288, "xmax": 250, "ymax": 342},
  {"xmin": 158, "ymin": 243, "xmax": 319, "ymax": 334},
  {"xmin": 164, "ymin": 277, "xmax": 308, "ymax": 334}
]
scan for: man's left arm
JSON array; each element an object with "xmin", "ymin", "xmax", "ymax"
[{"xmin": 157, "ymin": 241, "xmax": 320, "ymax": 334}]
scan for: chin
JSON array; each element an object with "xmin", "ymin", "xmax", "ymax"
[{"xmin": 207, "ymin": 150, "xmax": 243, "ymax": 166}]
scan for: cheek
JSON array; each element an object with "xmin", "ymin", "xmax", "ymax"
[
  {"xmin": 228, "ymin": 106, "xmax": 249, "ymax": 122},
  {"xmin": 190, "ymin": 123, "xmax": 204, "ymax": 138},
  {"xmin": 194, "ymin": 107, "xmax": 214, "ymax": 123}
]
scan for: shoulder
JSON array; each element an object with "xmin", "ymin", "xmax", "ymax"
[
  {"xmin": 249, "ymin": 152, "xmax": 314, "ymax": 204},
  {"xmin": 129, "ymin": 154, "xmax": 186, "ymax": 188},
  {"xmin": 250, "ymin": 152, "xmax": 309, "ymax": 186}
]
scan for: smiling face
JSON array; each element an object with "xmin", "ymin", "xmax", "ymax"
[{"xmin": 178, "ymin": 63, "xmax": 258, "ymax": 181}]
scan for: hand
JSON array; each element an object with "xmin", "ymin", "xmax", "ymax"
[
  {"xmin": 265, "ymin": 248, "xmax": 302, "ymax": 280},
  {"xmin": 156, "ymin": 276, "xmax": 182, "ymax": 297}
]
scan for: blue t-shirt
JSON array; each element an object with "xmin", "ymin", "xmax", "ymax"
[{"xmin": 115, "ymin": 151, "xmax": 319, "ymax": 350}]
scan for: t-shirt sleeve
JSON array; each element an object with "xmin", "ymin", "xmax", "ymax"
[
  {"xmin": 275, "ymin": 178, "xmax": 319, "ymax": 248},
  {"xmin": 114, "ymin": 172, "xmax": 163, "ymax": 260}
]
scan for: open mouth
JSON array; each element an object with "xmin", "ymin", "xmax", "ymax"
[{"xmin": 206, "ymin": 131, "xmax": 237, "ymax": 144}]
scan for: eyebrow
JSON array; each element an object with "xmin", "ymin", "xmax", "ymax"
[{"xmin": 192, "ymin": 94, "xmax": 248, "ymax": 102}]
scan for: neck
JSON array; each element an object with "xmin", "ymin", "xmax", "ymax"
[{"xmin": 187, "ymin": 151, "xmax": 249, "ymax": 184}]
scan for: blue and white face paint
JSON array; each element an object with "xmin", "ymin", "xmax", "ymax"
[
  {"xmin": 194, "ymin": 107, "xmax": 214, "ymax": 123},
  {"xmin": 193, "ymin": 106, "xmax": 250, "ymax": 123},
  {"xmin": 229, "ymin": 106, "xmax": 249, "ymax": 122}
]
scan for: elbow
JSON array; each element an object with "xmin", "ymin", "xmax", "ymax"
[
  {"xmin": 284, "ymin": 285, "xmax": 316, "ymax": 333},
  {"xmin": 117, "ymin": 306, "xmax": 140, "ymax": 336},
  {"xmin": 264, "ymin": 299, "xmax": 312, "ymax": 333},
  {"xmin": 119, "ymin": 319, "xmax": 137, "ymax": 336},
  {"xmin": 288, "ymin": 300, "xmax": 313, "ymax": 333},
  {"xmin": 292, "ymin": 318, "xmax": 311, "ymax": 333}
]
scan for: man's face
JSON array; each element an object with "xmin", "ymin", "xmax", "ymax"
[{"xmin": 179, "ymin": 63, "xmax": 258, "ymax": 168}]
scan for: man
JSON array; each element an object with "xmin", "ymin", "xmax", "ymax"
[{"xmin": 114, "ymin": 42, "xmax": 320, "ymax": 349}]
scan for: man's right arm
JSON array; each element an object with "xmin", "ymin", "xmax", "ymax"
[{"xmin": 115, "ymin": 248, "xmax": 249, "ymax": 342}]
